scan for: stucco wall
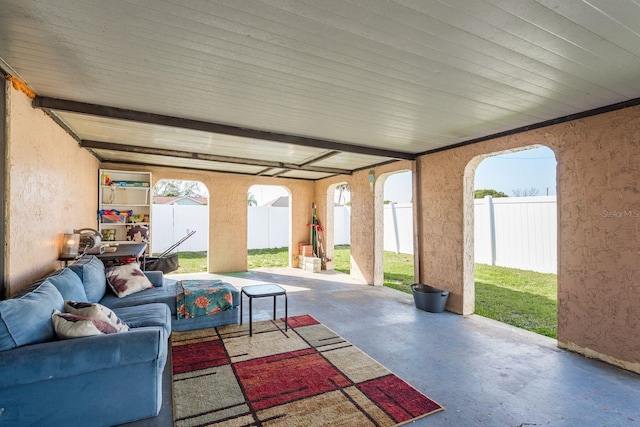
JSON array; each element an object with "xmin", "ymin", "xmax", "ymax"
[
  {"xmin": 417, "ymin": 105, "xmax": 640, "ymax": 372},
  {"xmin": 315, "ymin": 177, "xmax": 351, "ymax": 274},
  {"xmin": 100, "ymin": 163, "xmax": 314, "ymax": 273},
  {"xmin": 6, "ymin": 87, "xmax": 99, "ymax": 295},
  {"xmin": 316, "ymin": 160, "xmax": 414, "ymax": 285},
  {"xmin": 9, "ymin": 79, "xmax": 637, "ymax": 370}
]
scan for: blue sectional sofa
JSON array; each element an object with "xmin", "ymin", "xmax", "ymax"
[{"xmin": 0, "ymin": 255, "xmax": 240, "ymax": 426}]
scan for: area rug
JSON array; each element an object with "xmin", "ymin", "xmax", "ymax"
[{"xmin": 171, "ymin": 314, "xmax": 443, "ymax": 426}]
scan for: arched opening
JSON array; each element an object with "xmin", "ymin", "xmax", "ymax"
[
  {"xmin": 381, "ymin": 170, "xmax": 414, "ymax": 292},
  {"xmin": 247, "ymin": 185, "xmax": 291, "ymax": 268},
  {"xmin": 151, "ymin": 179, "xmax": 209, "ymax": 274},
  {"xmin": 328, "ymin": 182, "xmax": 351, "ymax": 274},
  {"xmin": 467, "ymin": 145, "xmax": 558, "ymax": 338}
]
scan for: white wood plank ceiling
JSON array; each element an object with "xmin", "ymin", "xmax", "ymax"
[{"xmin": 2, "ymin": 0, "xmax": 640, "ymax": 178}]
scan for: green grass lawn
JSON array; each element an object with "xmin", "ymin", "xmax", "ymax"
[
  {"xmin": 333, "ymin": 246, "xmax": 558, "ymax": 338},
  {"xmin": 163, "ymin": 248, "xmax": 292, "ymax": 274},
  {"xmin": 169, "ymin": 246, "xmax": 558, "ymax": 338},
  {"xmin": 247, "ymin": 248, "xmax": 289, "ymax": 268},
  {"xmin": 168, "ymin": 251, "xmax": 208, "ymax": 274},
  {"xmin": 475, "ymin": 264, "xmax": 557, "ymax": 338},
  {"xmin": 332, "ymin": 245, "xmax": 351, "ymax": 274}
]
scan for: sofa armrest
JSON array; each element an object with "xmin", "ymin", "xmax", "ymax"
[
  {"xmin": 0, "ymin": 326, "xmax": 165, "ymax": 388},
  {"xmin": 144, "ymin": 270, "xmax": 164, "ymax": 287}
]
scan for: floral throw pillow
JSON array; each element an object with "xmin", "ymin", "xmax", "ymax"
[
  {"xmin": 105, "ymin": 263, "xmax": 153, "ymax": 298},
  {"xmin": 51, "ymin": 309, "xmax": 118, "ymax": 339},
  {"xmin": 64, "ymin": 301, "xmax": 129, "ymax": 332}
]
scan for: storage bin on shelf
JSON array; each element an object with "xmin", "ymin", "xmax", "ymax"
[{"xmin": 101, "ymin": 214, "xmax": 127, "ymax": 224}]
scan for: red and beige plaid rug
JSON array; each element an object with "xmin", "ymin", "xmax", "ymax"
[{"xmin": 171, "ymin": 314, "xmax": 443, "ymax": 426}]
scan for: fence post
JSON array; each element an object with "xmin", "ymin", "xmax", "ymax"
[
  {"xmin": 171, "ymin": 204, "xmax": 176, "ymax": 252},
  {"xmin": 390, "ymin": 202, "xmax": 400, "ymax": 254},
  {"xmin": 267, "ymin": 206, "xmax": 271, "ymax": 249},
  {"xmin": 484, "ymin": 196, "xmax": 497, "ymax": 266}
]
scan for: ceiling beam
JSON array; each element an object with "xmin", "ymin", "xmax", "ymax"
[
  {"xmin": 256, "ymin": 167, "xmax": 276, "ymax": 176},
  {"xmin": 299, "ymin": 150, "xmax": 341, "ymax": 167},
  {"xmin": 80, "ymin": 140, "xmax": 352, "ymax": 175},
  {"xmin": 270, "ymin": 169, "xmax": 289, "ymax": 177},
  {"xmin": 34, "ymin": 96, "xmax": 415, "ymax": 161},
  {"xmin": 98, "ymin": 159, "xmax": 314, "ymax": 180}
]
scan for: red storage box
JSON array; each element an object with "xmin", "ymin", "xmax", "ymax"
[{"xmin": 299, "ymin": 244, "xmax": 313, "ymax": 257}]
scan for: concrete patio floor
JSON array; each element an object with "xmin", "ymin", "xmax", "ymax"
[{"xmin": 123, "ymin": 267, "xmax": 640, "ymax": 427}]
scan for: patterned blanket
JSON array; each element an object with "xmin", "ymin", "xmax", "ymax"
[{"xmin": 176, "ymin": 280, "xmax": 233, "ymax": 319}]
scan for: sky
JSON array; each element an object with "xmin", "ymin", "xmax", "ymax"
[
  {"xmin": 473, "ymin": 146, "xmax": 557, "ymax": 197},
  {"xmin": 250, "ymin": 184, "xmax": 290, "ymax": 206},
  {"xmin": 380, "ymin": 146, "xmax": 556, "ymax": 202},
  {"xmin": 248, "ymin": 146, "xmax": 557, "ymax": 205}
]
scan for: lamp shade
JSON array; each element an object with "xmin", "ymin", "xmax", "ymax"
[{"xmin": 62, "ymin": 233, "xmax": 80, "ymax": 256}]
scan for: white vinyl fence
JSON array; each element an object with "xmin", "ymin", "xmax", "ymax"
[
  {"xmin": 383, "ymin": 203, "xmax": 414, "ymax": 254},
  {"xmin": 150, "ymin": 205, "xmax": 209, "ymax": 253},
  {"xmin": 474, "ymin": 196, "xmax": 557, "ymax": 273},
  {"xmin": 334, "ymin": 206, "xmax": 351, "ymax": 245},
  {"xmin": 247, "ymin": 206, "xmax": 290, "ymax": 249},
  {"xmin": 152, "ymin": 196, "xmax": 557, "ymax": 273},
  {"xmin": 335, "ymin": 204, "xmax": 414, "ymax": 251},
  {"xmin": 152, "ymin": 205, "xmax": 294, "ymax": 251}
]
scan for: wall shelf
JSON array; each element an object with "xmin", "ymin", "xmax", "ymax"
[{"xmin": 99, "ymin": 169, "xmax": 152, "ymax": 251}]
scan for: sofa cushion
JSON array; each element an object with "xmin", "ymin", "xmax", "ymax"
[
  {"xmin": 101, "ymin": 284, "xmax": 177, "ymax": 314},
  {"xmin": 44, "ymin": 268, "xmax": 88, "ymax": 302},
  {"xmin": 105, "ymin": 263, "xmax": 153, "ymax": 298},
  {"xmin": 143, "ymin": 270, "xmax": 164, "ymax": 288},
  {"xmin": 64, "ymin": 301, "xmax": 129, "ymax": 332},
  {"xmin": 0, "ymin": 282, "xmax": 64, "ymax": 351},
  {"xmin": 51, "ymin": 310, "xmax": 118, "ymax": 339},
  {"xmin": 69, "ymin": 255, "xmax": 107, "ymax": 302},
  {"xmin": 113, "ymin": 303, "xmax": 172, "ymax": 337}
]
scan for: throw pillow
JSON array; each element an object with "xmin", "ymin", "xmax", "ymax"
[
  {"xmin": 105, "ymin": 263, "xmax": 153, "ymax": 298},
  {"xmin": 126, "ymin": 225, "xmax": 149, "ymax": 243},
  {"xmin": 51, "ymin": 309, "xmax": 118, "ymax": 339},
  {"xmin": 64, "ymin": 301, "xmax": 129, "ymax": 332}
]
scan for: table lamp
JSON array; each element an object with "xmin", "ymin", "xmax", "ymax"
[{"xmin": 62, "ymin": 233, "xmax": 80, "ymax": 256}]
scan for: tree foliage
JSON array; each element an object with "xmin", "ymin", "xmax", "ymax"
[
  {"xmin": 154, "ymin": 180, "xmax": 207, "ymax": 197},
  {"xmin": 247, "ymin": 192, "xmax": 257, "ymax": 206},
  {"xmin": 335, "ymin": 183, "xmax": 350, "ymax": 206},
  {"xmin": 474, "ymin": 189, "xmax": 509, "ymax": 199},
  {"xmin": 512, "ymin": 187, "xmax": 540, "ymax": 197}
]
